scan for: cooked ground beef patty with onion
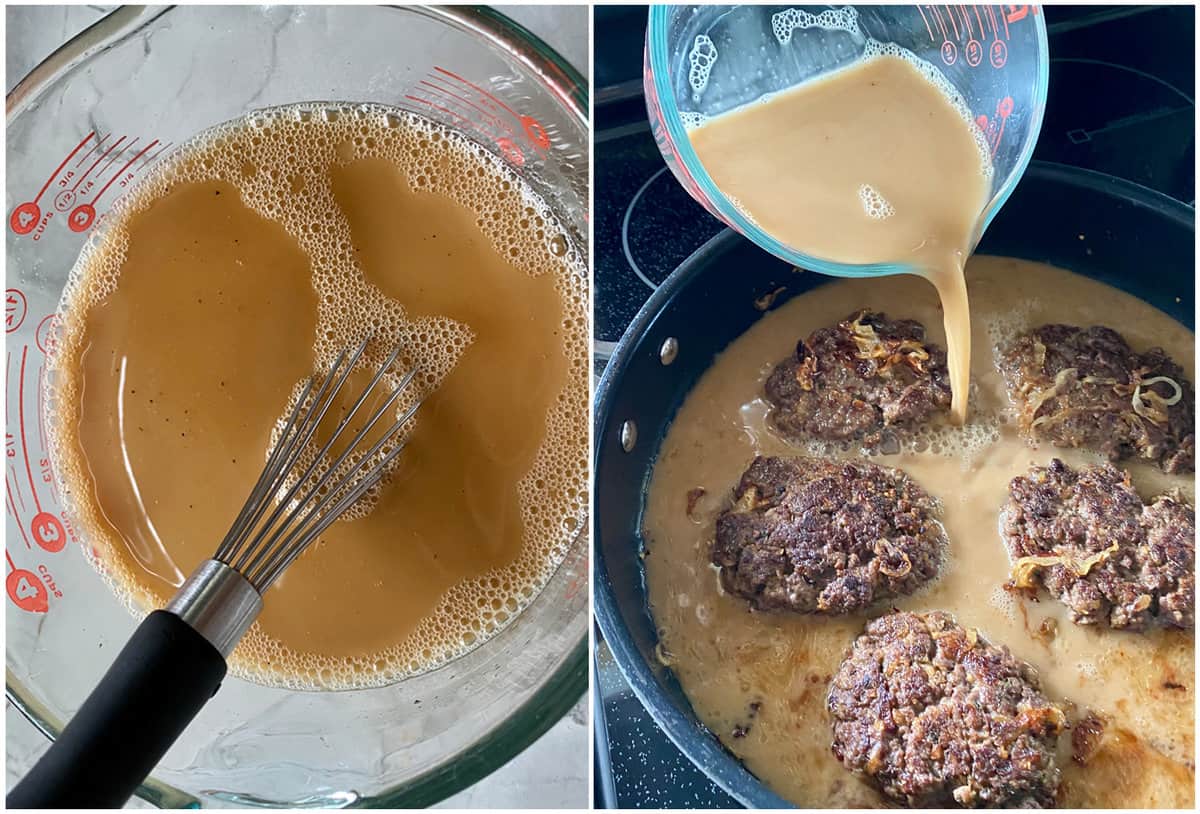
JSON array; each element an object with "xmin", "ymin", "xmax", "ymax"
[
  {"xmin": 998, "ymin": 324, "xmax": 1194, "ymax": 473},
  {"xmin": 765, "ymin": 310, "xmax": 952, "ymax": 449},
  {"xmin": 712, "ymin": 456, "xmax": 944, "ymax": 614},
  {"xmin": 828, "ymin": 611, "xmax": 1065, "ymax": 808},
  {"xmin": 1001, "ymin": 458, "xmax": 1194, "ymax": 630}
]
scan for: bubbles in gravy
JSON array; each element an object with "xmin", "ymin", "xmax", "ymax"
[
  {"xmin": 643, "ymin": 257, "xmax": 1194, "ymax": 807},
  {"xmin": 50, "ymin": 104, "xmax": 588, "ymax": 690}
]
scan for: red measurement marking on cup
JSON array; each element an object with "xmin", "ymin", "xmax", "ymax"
[
  {"xmin": 989, "ymin": 39, "xmax": 1008, "ymax": 68},
  {"xmin": 434, "ymin": 66, "xmax": 551, "ymax": 151},
  {"xmin": 56, "ymin": 132, "xmax": 117, "ymax": 213},
  {"xmin": 406, "ymin": 66, "xmax": 550, "ymax": 169},
  {"xmin": 987, "ymin": 6, "xmax": 1000, "ymax": 40},
  {"xmin": 917, "ymin": 6, "xmax": 935, "ymax": 40},
  {"xmin": 5, "ymin": 350, "xmax": 24, "ymax": 517},
  {"xmin": 16, "ymin": 345, "xmax": 66, "ymax": 553},
  {"xmin": 928, "ymin": 6, "xmax": 962, "ymax": 66},
  {"xmin": 7, "ymin": 342, "xmax": 71, "ymax": 566},
  {"xmin": 10, "ymin": 131, "xmax": 96, "ymax": 235},
  {"xmin": 944, "ymin": 5, "xmax": 960, "ymax": 38},
  {"xmin": 12, "ymin": 132, "xmax": 168, "ymax": 237},
  {"xmin": 405, "ymin": 95, "xmax": 474, "ymax": 132},
  {"xmin": 416, "ymin": 80, "xmax": 531, "ymax": 166},
  {"xmin": 1002, "ymin": 5, "xmax": 1041, "ymax": 31},
  {"xmin": 941, "ymin": 40, "xmax": 958, "ymax": 66},
  {"xmin": 16, "ymin": 347, "xmax": 42, "ymax": 518},
  {"xmin": 975, "ymin": 96, "xmax": 1014, "ymax": 157},
  {"xmin": 922, "ymin": 5, "xmax": 1025, "ymax": 67},
  {"xmin": 1007, "ymin": 5, "xmax": 1039, "ymax": 24},
  {"xmin": 929, "ymin": 6, "xmax": 948, "ymax": 40},
  {"xmin": 5, "ymin": 348, "xmax": 36, "ymax": 555},
  {"xmin": 74, "ymin": 131, "xmax": 111, "ymax": 168},
  {"xmin": 941, "ymin": 6, "xmax": 960, "ymax": 65},
  {"xmin": 69, "ymin": 138, "xmax": 161, "ymax": 233},
  {"xmin": 31, "ymin": 512, "xmax": 66, "ymax": 553},
  {"xmin": 6, "ymin": 289, "xmax": 27, "ymax": 334},
  {"xmin": 6, "ymin": 552, "xmax": 49, "ymax": 614},
  {"xmin": 405, "ymin": 92, "xmax": 528, "ymax": 166},
  {"xmin": 958, "ymin": 6, "xmax": 982, "ymax": 66},
  {"xmin": 36, "ymin": 361, "xmax": 61, "ymax": 505},
  {"xmin": 35, "ymin": 314, "xmax": 60, "ymax": 358},
  {"xmin": 420, "ymin": 78, "xmax": 513, "ymax": 136},
  {"xmin": 564, "ymin": 554, "xmax": 588, "ymax": 602},
  {"xmin": 142, "ymin": 140, "xmax": 173, "ymax": 168},
  {"xmin": 68, "ymin": 134, "xmax": 126, "ymax": 199},
  {"xmin": 993, "ymin": 96, "xmax": 1014, "ymax": 151},
  {"xmin": 965, "ymin": 38, "xmax": 983, "ymax": 67},
  {"xmin": 94, "ymin": 135, "xmax": 136, "ymax": 182}
]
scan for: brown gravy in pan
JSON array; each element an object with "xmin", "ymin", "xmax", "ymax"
[{"xmin": 643, "ymin": 257, "xmax": 1194, "ymax": 807}]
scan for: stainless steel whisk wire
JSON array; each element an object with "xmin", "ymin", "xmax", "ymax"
[{"xmin": 216, "ymin": 335, "xmax": 419, "ymax": 592}]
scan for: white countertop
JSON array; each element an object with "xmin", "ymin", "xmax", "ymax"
[{"xmin": 4, "ymin": 5, "xmax": 588, "ymax": 809}]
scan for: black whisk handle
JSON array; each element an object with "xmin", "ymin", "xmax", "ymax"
[{"xmin": 7, "ymin": 610, "xmax": 226, "ymax": 809}]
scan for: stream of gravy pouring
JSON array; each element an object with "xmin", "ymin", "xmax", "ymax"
[{"xmin": 689, "ymin": 42, "xmax": 994, "ymax": 423}]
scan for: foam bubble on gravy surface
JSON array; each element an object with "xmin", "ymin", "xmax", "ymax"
[
  {"xmin": 49, "ymin": 104, "xmax": 588, "ymax": 690},
  {"xmin": 643, "ymin": 258, "xmax": 1194, "ymax": 807}
]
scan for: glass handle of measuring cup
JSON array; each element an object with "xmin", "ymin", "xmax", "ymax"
[{"xmin": 6, "ymin": 610, "xmax": 227, "ymax": 809}]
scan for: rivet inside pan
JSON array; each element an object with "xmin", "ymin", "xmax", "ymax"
[
  {"xmin": 659, "ymin": 337, "xmax": 679, "ymax": 366},
  {"xmin": 620, "ymin": 420, "xmax": 637, "ymax": 452}
]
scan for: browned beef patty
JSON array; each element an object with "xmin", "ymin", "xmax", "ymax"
[
  {"xmin": 828, "ymin": 611, "xmax": 1065, "ymax": 808},
  {"xmin": 997, "ymin": 324, "xmax": 1194, "ymax": 473},
  {"xmin": 764, "ymin": 310, "xmax": 952, "ymax": 448},
  {"xmin": 1001, "ymin": 458, "xmax": 1195, "ymax": 631},
  {"xmin": 711, "ymin": 456, "xmax": 944, "ymax": 613}
]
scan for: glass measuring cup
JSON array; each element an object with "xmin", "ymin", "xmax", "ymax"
[
  {"xmin": 6, "ymin": 5, "xmax": 587, "ymax": 808},
  {"xmin": 645, "ymin": 4, "xmax": 1049, "ymax": 277}
]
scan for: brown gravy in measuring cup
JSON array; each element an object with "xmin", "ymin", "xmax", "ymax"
[{"xmin": 51, "ymin": 104, "xmax": 589, "ymax": 690}]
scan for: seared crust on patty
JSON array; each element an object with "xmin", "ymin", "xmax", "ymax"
[
  {"xmin": 712, "ymin": 456, "xmax": 945, "ymax": 614},
  {"xmin": 997, "ymin": 324, "xmax": 1194, "ymax": 473},
  {"xmin": 1001, "ymin": 458, "xmax": 1194, "ymax": 630},
  {"xmin": 765, "ymin": 310, "xmax": 952, "ymax": 449},
  {"xmin": 828, "ymin": 611, "xmax": 1065, "ymax": 808}
]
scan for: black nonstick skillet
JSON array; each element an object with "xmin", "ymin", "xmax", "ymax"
[{"xmin": 592, "ymin": 162, "xmax": 1195, "ymax": 807}]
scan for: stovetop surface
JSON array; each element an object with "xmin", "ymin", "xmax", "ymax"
[{"xmin": 593, "ymin": 5, "xmax": 1194, "ymax": 809}]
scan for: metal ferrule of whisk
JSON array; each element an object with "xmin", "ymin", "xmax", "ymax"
[
  {"xmin": 164, "ymin": 336, "xmax": 419, "ymax": 657},
  {"xmin": 166, "ymin": 560, "xmax": 262, "ymax": 657}
]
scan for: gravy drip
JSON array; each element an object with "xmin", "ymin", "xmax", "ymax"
[{"xmin": 643, "ymin": 257, "xmax": 1194, "ymax": 807}]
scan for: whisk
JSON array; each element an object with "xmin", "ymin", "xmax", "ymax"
[{"xmin": 8, "ymin": 337, "xmax": 419, "ymax": 809}]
